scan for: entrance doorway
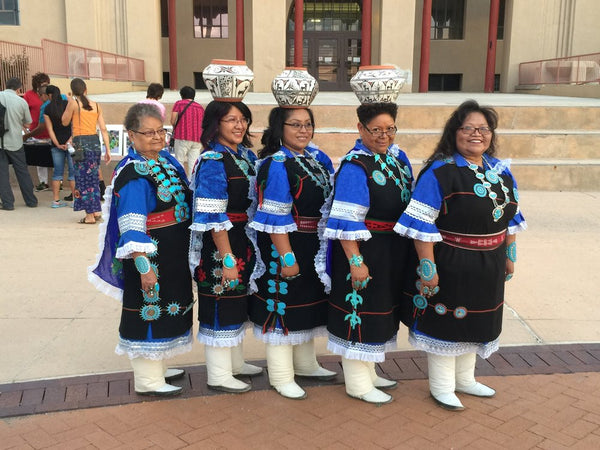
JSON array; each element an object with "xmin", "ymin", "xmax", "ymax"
[{"xmin": 286, "ymin": 1, "xmax": 362, "ymax": 91}]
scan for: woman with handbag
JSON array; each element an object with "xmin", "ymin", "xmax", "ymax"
[{"xmin": 62, "ymin": 78, "xmax": 111, "ymax": 224}]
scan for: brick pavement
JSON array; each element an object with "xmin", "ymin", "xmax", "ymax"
[{"xmin": 3, "ymin": 344, "xmax": 600, "ymax": 449}]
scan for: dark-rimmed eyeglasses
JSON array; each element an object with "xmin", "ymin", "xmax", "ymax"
[
  {"xmin": 284, "ymin": 122, "xmax": 314, "ymax": 131},
  {"xmin": 131, "ymin": 128, "xmax": 168, "ymax": 138},
  {"xmin": 459, "ymin": 126, "xmax": 492, "ymax": 136},
  {"xmin": 362, "ymin": 124, "xmax": 397, "ymax": 138}
]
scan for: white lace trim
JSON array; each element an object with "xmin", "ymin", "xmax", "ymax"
[
  {"xmin": 329, "ymin": 200, "xmax": 369, "ymax": 222},
  {"xmin": 403, "ymin": 199, "xmax": 439, "ymax": 224},
  {"xmin": 327, "ymin": 333, "xmax": 397, "ymax": 363},
  {"xmin": 115, "ymin": 331, "xmax": 194, "ymax": 360},
  {"xmin": 508, "ymin": 221, "xmax": 528, "ymax": 235},
  {"xmin": 248, "ymin": 222, "xmax": 298, "ymax": 234},
  {"xmin": 195, "ymin": 197, "xmax": 228, "ymax": 213},
  {"xmin": 257, "ymin": 198, "xmax": 293, "ymax": 216},
  {"xmin": 315, "ymin": 188, "xmax": 335, "ymax": 294},
  {"xmin": 118, "ymin": 212, "xmax": 147, "ymax": 234},
  {"xmin": 323, "ymin": 228, "xmax": 372, "ymax": 241},
  {"xmin": 115, "ymin": 242, "xmax": 158, "ymax": 259},
  {"xmin": 408, "ymin": 331, "xmax": 499, "ymax": 359},
  {"xmin": 247, "ymin": 174, "xmax": 265, "ymax": 294},
  {"xmin": 252, "ymin": 325, "xmax": 327, "ymax": 345},
  {"xmin": 197, "ymin": 323, "xmax": 248, "ymax": 347},
  {"xmin": 189, "ymin": 221, "xmax": 233, "ymax": 233},
  {"xmin": 393, "ymin": 223, "xmax": 442, "ymax": 242}
]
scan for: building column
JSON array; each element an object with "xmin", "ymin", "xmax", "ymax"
[
  {"xmin": 484, "ymin": 0, "xmax": 500, "ymax": 92},
  {"xmin": 419, "ymin": 0, "xmax": 432, "ymax": 92},
  {"xmin": 361, "ymin": 0, "xmax": 372, "ymax": 65},
  {"xmin": 294, "ymin": 0, "xmax": 304, "ymax": 67},
  {"xmin": 168, "ymin": 0, "xmax": 177, "ymax": 89},
  {"xmin": 236, "ymin": 0, "xmax": 245, "ymax": 60}
]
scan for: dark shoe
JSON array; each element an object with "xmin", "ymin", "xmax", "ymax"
[
  {"xmin": 26, "ymin": 203, "xmax": 38, "ymax": 208},
  {"xmin": 35, "ymin": 182, "xmax": 49, "ymax": 191},
  {"xmin": 1, "ymin": 204, "xmax": 15, "ymax": 211},
  {"xmin": 165, "ymin": 368, "xmax": 185, "ymax": 382},
  {"xmin": 64, "ymin": 193, "xmax": 73, "ymax": 201}
]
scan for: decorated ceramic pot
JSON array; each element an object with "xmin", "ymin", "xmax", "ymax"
[
  {"xmin": 350, "ymin": 65, "xmax": 406, "ymax": 104},
  {"xmin": 271, "ymin": 67, "xmax": 319, "ymax": 108},
  {"xmin": 202, "ymin": 59, "xmax": 254, "ymax": 102}
]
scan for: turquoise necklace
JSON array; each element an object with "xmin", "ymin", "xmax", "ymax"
[
  {"xmin": 372, "ymin": 153, "xmax": 411, "ymax": 203},
  {"xmin": 135, "ymin": 155, "xmax": 190, "ymax": 222},
  {"xmin": 293, "ymin": 150, "xmax": 331, "ymax": 199},
  {"xmin": 225, "ymin": 146, "xmax": 254, "ymax": 180},
  {"xmin": 467, "ymin": 154, "xmax": 510, "ymax": 222}
]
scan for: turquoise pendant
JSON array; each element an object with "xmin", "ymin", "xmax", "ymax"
[
  {"xmin": 473, "ymin": 183, "xmax": 487, "ymax": 197},
  {"xmin": 485, "ymin": 169, "xmax": 499, "ymax": 184},
  {"xmin": 134, "ymin": 161, "xmax": 149, "ymax": 175},
  {"xmin": 413, "ymin": 294, "xmax": 428, "ymax": 310},
  {"xmin": 454, "ymin": 307, "xmax": 467, "ymax": 319},
  {"xmin": 401, "ymin": 188, "xmax": 411, "ymax": 203},
  {"xmin": 372, "ymin": 170, "xmax": 386, "ymax": 186},
  {"xmin": 157, "ymin": 184, "xmax": 172, "ymax": 202},
  {"xmin": 434, "ymin": 303, "xmax": 447, "ymax": 315},
  {"xmin": 492, "ymin": 206, "xmax": 504, "ymax": 221}
]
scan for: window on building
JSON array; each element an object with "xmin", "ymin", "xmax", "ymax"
[
  {"xmin": 193, "ymin": 0, "xmax": 228, "ymax": 39},
  {"xmin": 497, "ymin": 0, "xmax": 505, "ymax": 40},
  {"xmin": 429, "ymin": 74, "xmax": 462, "ymax": 91},
  {"xmin": 0, "ymin": 0, "xmax": 19, "ymax": 25},
  {"xmin": 494, "ymin": 74, "xmax": 500, "ymax": 91},
  {"xmin": 194, "ymin": 72, "xmax": 207, "ymax": 89},
  {"xmin": 431, "ymin": 0, "xmax": 464, "ymax": 40},
  {"xmin": 161, "ymin": 0, "xmax": 168, "ymax": 38},
  {"xmin": 162, "ymin": 72, "xmax": 170, "ymax": 89},
  {"xmin": 289, "ymin": 0, "xmax": 361, "ymax": 32}
]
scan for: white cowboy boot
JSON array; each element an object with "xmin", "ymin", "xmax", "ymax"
[
  {"xmin": 455, "ymin": 353, "xmax": 495, "ymax": 397},
  {"xmin": 428, "ymin": 353, "xmax": 464, "ymax": 410},
  {"xmin": 342, "ymin": 357, "xmax": 392, "ymax": 405},
  {"xmin": 205, "ymin": 345, "xmax": 250, "ymax": 393},
  {"xmin": 293, "ymin": 340, "xmax": 337, "ymax": 380},
  {"xmin": 266, "ymin": 343, "xmax": 306, "ymax": 399},
  {"xmin": 162, "ymin": 360, "xmax": 185, "ymax": 382},
  {"xmin": 131, "ymin": 357, "xmax": 182, "ymax": 396},
  {"xmin": 231, "ymin": 342, "xmax": 263, "ymax": 376},
  {"xmin": 367, "ymin": 361, "xmax": 398, "ymax": 390}
]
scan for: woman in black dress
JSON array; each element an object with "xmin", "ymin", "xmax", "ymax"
[{"xmin": 395, "ymin": 100, "xmax": 527, "ymax": 410}]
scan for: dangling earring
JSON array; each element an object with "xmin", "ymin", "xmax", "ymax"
[{"xmin": 279, "ymin": 139, "xmax": 283, "ymax": 148}]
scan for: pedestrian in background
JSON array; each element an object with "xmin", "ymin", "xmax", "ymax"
[{"xmin": 170, "ymin": 86, "xmax": 204, "ymax": 175}]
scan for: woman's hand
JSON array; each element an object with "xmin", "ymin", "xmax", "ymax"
[
  {"xmin": 140, "ymin": 270, "xmax": 158, "ymax": 296},
  {"xmin": 350, "ymin": 262, "xmax": 371, "ymax": 291},
  {"xmin": 104, "ymin": 151, "xmax": 112, "ymax": 164},
  {"xmin": 281, "ymin": 262, "xmax": 300, "ymax": 280},
  {"xmin": 505, "ymin": 259, "xmax": 514, "ymax": 282},
  {"xmin": 222, "ymin": 266, "xmax": 240, "ymax": 291},
  {"xmin": 419, "ymin": 273, "xmax": 439, "ymax": 298},
  {"xmin": 57, "ymin": 143, "xmax": 67, "ymax": 151}
]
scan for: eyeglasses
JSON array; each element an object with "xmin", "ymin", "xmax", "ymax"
[
  {"xmin": 362, "ymin": 124, "xmax": 397, "ymax": 138},
  {"xmin": 220, "ymin": 117, "xmax": 249, "ymax": 126},
  {"xmin": 284, "ymin": 122, "xmax": 314, "ymax": 131},
  {"xmin": 131, "ymin": 128, "xmax": 168, "ymax": 138},
  {"xmin": 459, "ymin": 126, "xmax": 492, "ymax": 136}
]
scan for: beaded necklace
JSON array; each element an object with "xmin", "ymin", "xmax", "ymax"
[
  {"xmin": 467, "ymin": 154, "xmax": 510, "ymax": 222},
  {"xmin": 224, "ymin": 146, "xmax": 254, "ymax": 180},
  {"xmin": 292, "ymin": 150, "xmax": 331, "ymax": 199},
  {"xmin": 135, "ymin": 155, "xmax": 190, "ymax": 222},
  {"xmin": 373, "ymin": 152, "xmax": 411, "ymax": 203}
]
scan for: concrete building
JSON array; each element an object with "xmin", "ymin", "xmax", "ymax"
[{"xmin": 1, "ymin": 0, "xmax": 599, "ymax": 94}]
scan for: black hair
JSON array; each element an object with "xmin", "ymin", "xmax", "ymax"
[
  {"xmin": 45, "ymin": 85, "xmax": 66, "ymax": 120},
  {"xmin": 6, "ymin": 77, "xmax": 22, "ymax": 90},
  {"xmin": 124, "ymin": 103, "xmax": 164, "ymax": 131},
  {"xmin": 179, "ymin": 86, "xmax": 195, "ymax": 100},
  {"xmin": 356, "ymin": 102, "xmax": 398, "ymax": 125},
  {"xmin": 31, "ymin": 72, "xmax": 50, "ymax": 90},
  {"xmin": 259, "ymin": 107, "xmax": 315, "ymax": 158},
  {"xmin": 201, "ymin": 101, "xmax": 253, "ymax": 149},
  {"xmin": 70, "ymin": 78, "xmax": 92, "ymax": 111},
  {"xmin": 147, "ymin": 83, "xmax": 164, "ymax": 100},
  {"xmin": 426, "ymin": 99, "xmax": 499, "ymax": 164}
]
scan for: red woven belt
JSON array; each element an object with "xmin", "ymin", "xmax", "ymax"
[
  {"xmin": 294, "ymin": 216, "xmax": 319, "ymax": 232},
  {"xmin": 227, "ymin": 212, "xmax": 248, "ymax": 223},
  {"xmin": 439, "ymin": 229, "xmax": 506, "ymax": 250},
  {"xmin": 147, "ymin": 207, "xmax": 177, "ymax": 229},
  {"xmin": 365, "ymin": 219, "xmax": 395, "ymax": 232}
]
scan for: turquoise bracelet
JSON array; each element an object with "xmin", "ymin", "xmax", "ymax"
[
  {"xmin": 416, "ymin": 258, "xmax": 437, "ymax": 281},
  {"xmin": 222, "ymin": 253, "xmax": 237, "ymax": 269},
  {"xmin": 506, "ymin": 242, "xmax": 517, "ymax": 263},
  {"xmin": 280, "ymin": 252, "xmax": 296, "ymax": 268},
  {"xmin": 348, "ymin": 254, "xmax": 364, "ymax": 267},
  {"xmin": 134, "ymin": 255, "xmax": 151, "ymax": 274}
]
